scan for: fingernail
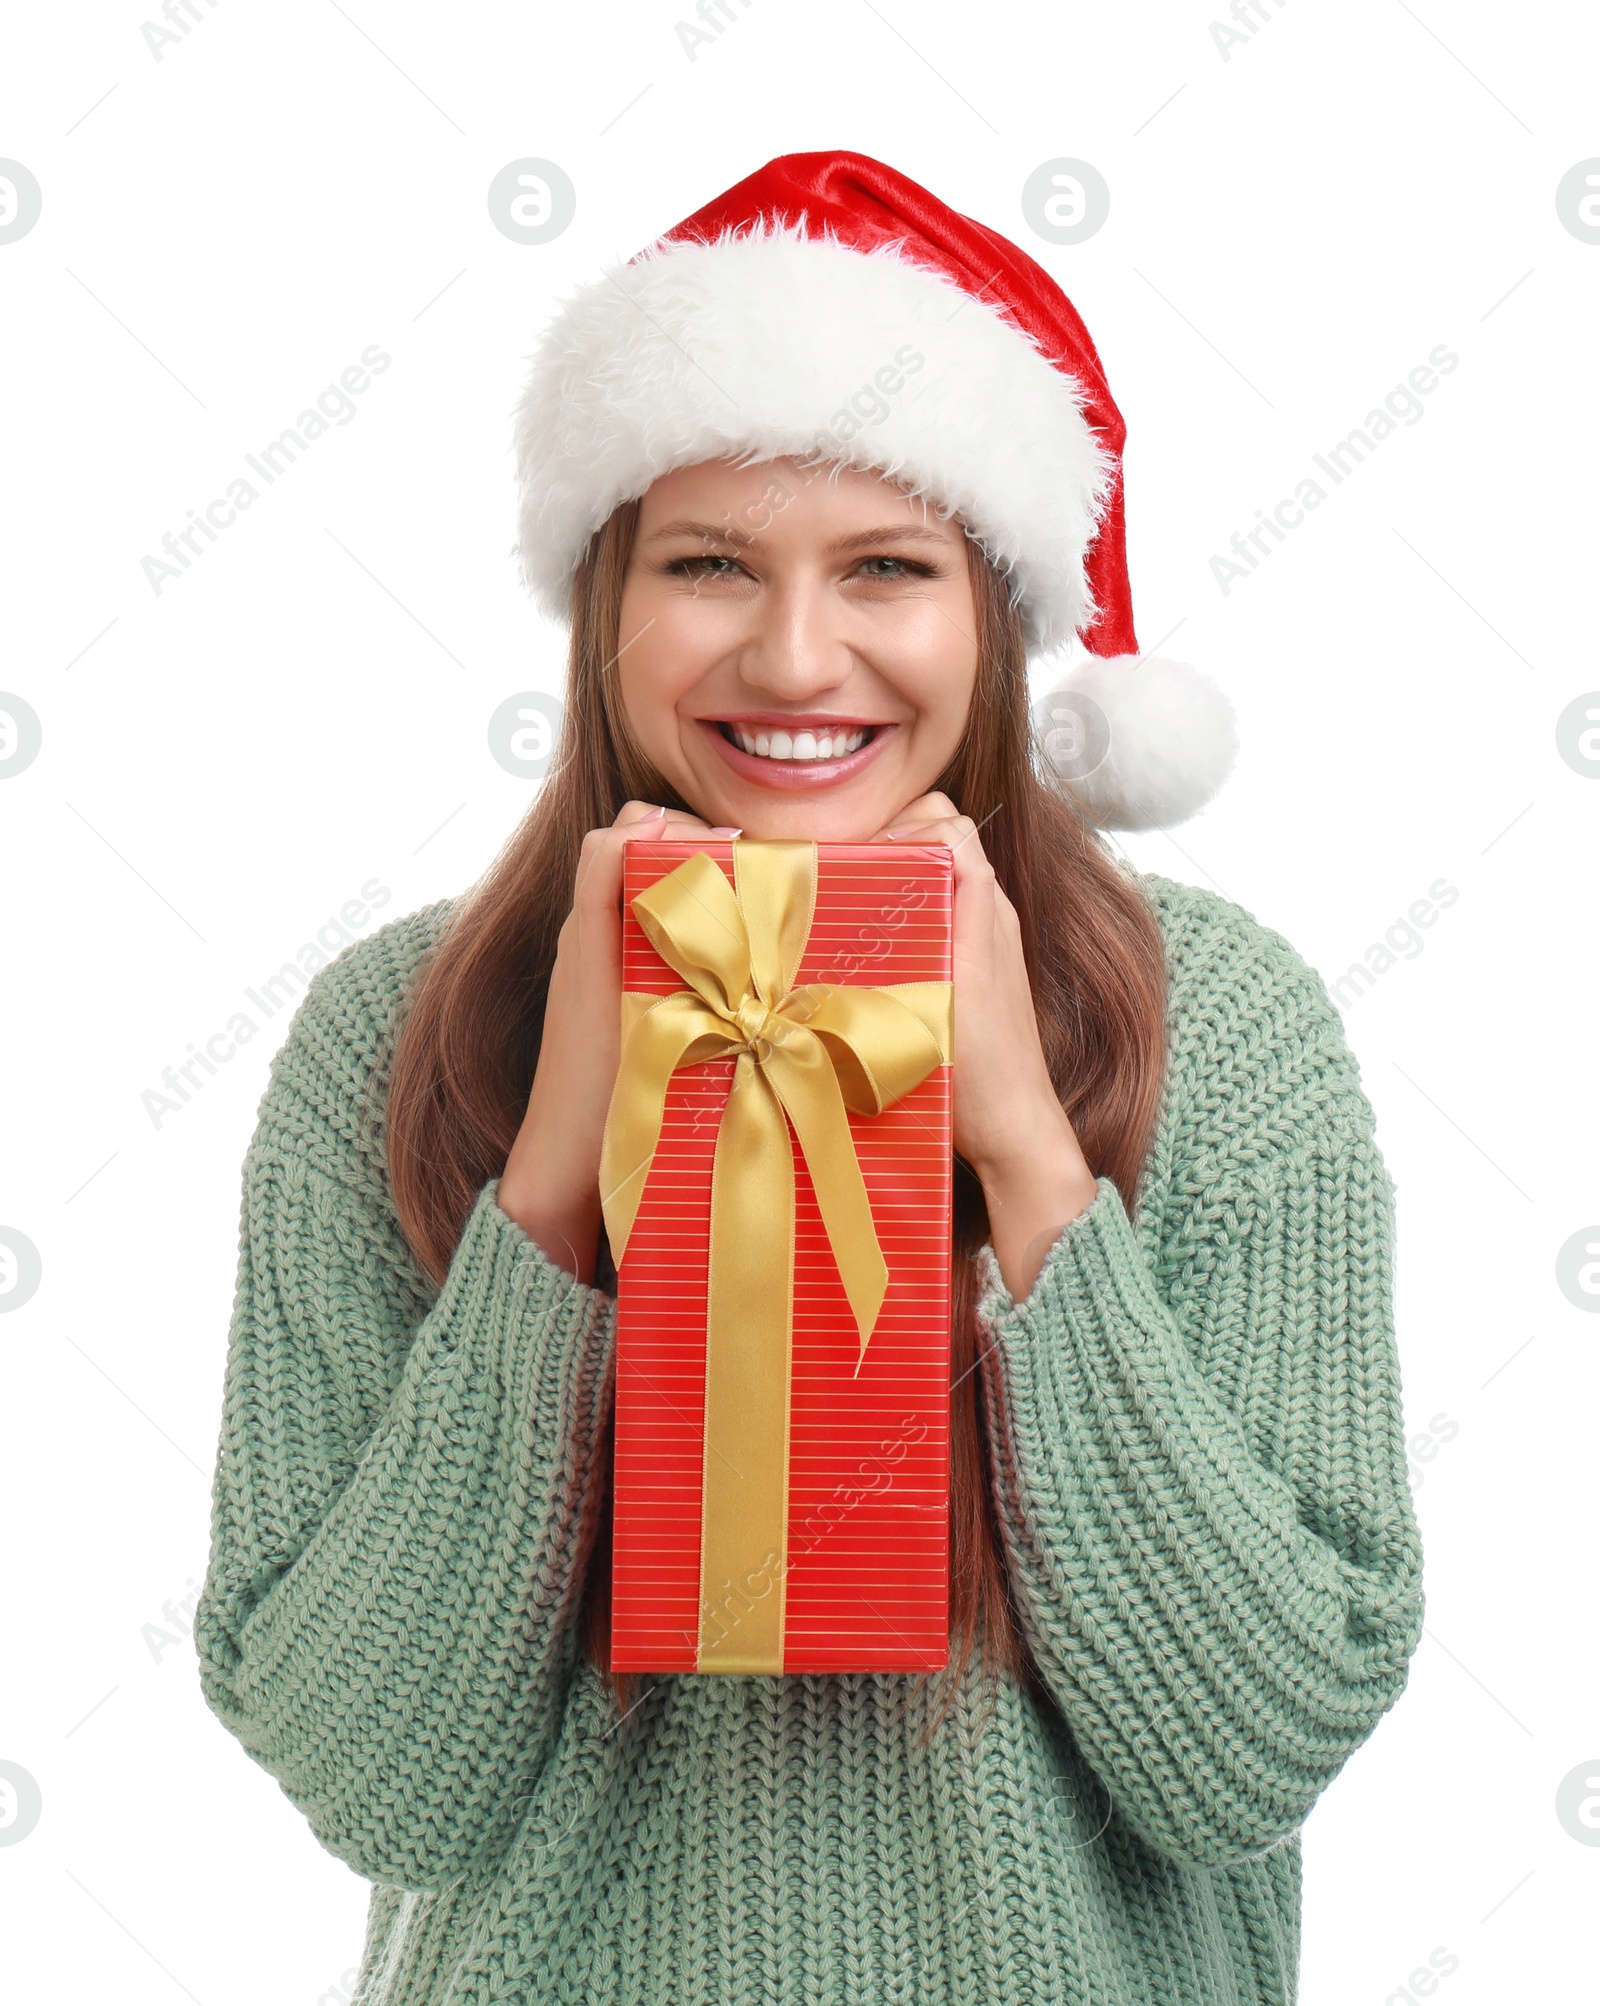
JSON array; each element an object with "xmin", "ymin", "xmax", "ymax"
[
  {"xmin": 645, "ymin": 803, "xmax": 668, "ymax": 820},
  {"xmin": 883, "ymin": 828, "xmax": 905, "ymax": 840},
  {"xmin": 707, "ymin": 825, "xmax": 742, "ymax": 838}
]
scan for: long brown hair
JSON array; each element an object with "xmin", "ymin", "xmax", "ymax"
[{"xmin": 378, "ymin": 493, "xmax": 1171, "ymax": 1741}]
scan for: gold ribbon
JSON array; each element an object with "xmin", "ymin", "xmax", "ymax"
[{"xmin": 599, "ymin": 840, "xmax": 952, "ymax": 1673}]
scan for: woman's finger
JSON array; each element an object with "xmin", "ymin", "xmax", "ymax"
[
  {"xmin": 612, "ymin": 799, "xmax": 670, "ymax": 828},
  {"xmin": 877, "ymin": 818, "xmax": 957, "ymax": 844},
  {"xmin": 943, "ymin": 819, "xmax": 997, "ymax": 892},
  {"xmin": 614, "ymin": 801, "xmax": 722, "ymax": 845},
  {"xmin": 578, "ymin": 800, "xmax": 728, "ymax": 910},
  {"xmin": 612, "ymin": 801, "xmax": 712, "ymax": 824},
  {"xmin": 573, "ymin": 823, "xmax": 630, "ymax": 912},
  {"xmin": 873, "ymin": 791, "xmax": 959, "ymax": 838},
  {"xmin": 881, "ymin": 811, "xmax": 989, "ymax": 859}
]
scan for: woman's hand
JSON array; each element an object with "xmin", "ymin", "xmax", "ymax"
[
  {"xmin": 873, "ymin": 793, "xmax": 1099, "ymax": 1301},
  {"xmin": 499, "ymin": 800, "xmax": 729, "ymax": 1283}
]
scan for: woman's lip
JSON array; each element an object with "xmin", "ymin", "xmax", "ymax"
[
  {"xmin": 696, "ymin": 717, "xmax": 897, "ymax": 791},
  {"xmin": 705, "ymin": 713, "xmax": 897, "ymax": 731}
]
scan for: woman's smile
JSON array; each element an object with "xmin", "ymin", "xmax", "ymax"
[{"xmin": 695, "ymin": 714, "xmax": 899, "ymax": 791}]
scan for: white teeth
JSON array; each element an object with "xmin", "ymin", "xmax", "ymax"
[{"xmin": 729, "ymin": 725, "xmax": 869, "ymax": 760}]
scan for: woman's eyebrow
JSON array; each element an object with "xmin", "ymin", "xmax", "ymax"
[
  {"xmin": 639, "ymin": 519, "xmax": 749, "ymax": 547},
  {"xmin": 642, "ymin": 519, "xmax": 952, "ymax": 553},
  {"xmin": 826, "ymin": 525, "xmax": 951, "ymax": 555}
]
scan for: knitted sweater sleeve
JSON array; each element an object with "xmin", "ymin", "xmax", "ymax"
[
  {"xmin": 194, "ymin": 946, "xmax": 616, "ymax": 1894},
  {"xmin": 975, "ymin": 903, "xmax": 1425, "ymax": 1871}
]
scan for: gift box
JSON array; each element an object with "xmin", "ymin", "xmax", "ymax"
[{"xmin": 601, "ymin": 839, "xmax": 954, "ymax": 1675}]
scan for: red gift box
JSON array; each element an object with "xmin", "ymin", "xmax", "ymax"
[{"xmin": 605, "ymin": 840, "xmax": 953, "ymax": 1675}]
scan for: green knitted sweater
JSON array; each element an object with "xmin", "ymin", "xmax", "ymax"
[{"xmin": 195, "ymin": 868, "xmax": 1424, "ymax": 2006}]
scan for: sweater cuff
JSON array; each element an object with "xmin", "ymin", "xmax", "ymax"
[
  {"xmin": 434, "ymin": 1178, "xmax": 615, "ymax": 1399},
  {"xmin": 974, "ymin": 1173, "xmax": 1140, "ymax": 1330}
]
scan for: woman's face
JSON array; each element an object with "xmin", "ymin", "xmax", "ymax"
[{"xmin": 614, "ymin": 455, "xmax": 980, "ymax": 841}]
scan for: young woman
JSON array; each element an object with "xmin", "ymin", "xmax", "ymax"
[{"xmin": 196, "ymin": 154, "xmax": 1424, "ymax": 2005}]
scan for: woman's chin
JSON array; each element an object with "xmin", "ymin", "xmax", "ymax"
[
  {"xmin": 676, "ymin": 769, "xmax": 902, "ymax": 843},
  {"xmin": 740, "ymin": 813, "xmax": 883, "ymax": 843},
  {"xmin": 688, "ymin": 794, "xmax": 891, "ymax": 844}
]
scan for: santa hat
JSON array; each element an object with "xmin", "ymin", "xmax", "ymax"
[{"xmin": 512, "ymin": 149, "xmax": 1236, "ymax": 831}]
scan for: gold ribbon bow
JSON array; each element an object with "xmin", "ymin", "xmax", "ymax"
[{"xmin": 600, "ymin": 840, "xmax": 952, "ymax": 1672}]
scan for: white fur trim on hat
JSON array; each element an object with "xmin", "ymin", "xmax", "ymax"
[
  {"xmin": 512, "ymin": 220, "xmax": 1117, "ymax": 655},
  {"xmin": 1035, "ymin": 655, "xmax": 1239, "ymax": 831}
]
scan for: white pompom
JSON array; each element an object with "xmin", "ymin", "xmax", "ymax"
[{"xmin": 1034, "ymin": 655, "xmax": 1238, "ymax": 831}]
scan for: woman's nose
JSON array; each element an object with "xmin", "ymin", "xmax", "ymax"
[{"xmin": 734, "ymin": 579, "xmax": 855, "ymax": 698}]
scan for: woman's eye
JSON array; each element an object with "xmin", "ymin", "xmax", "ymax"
[
  {"xmin": 856, "ymin": 556, "xmax": 936, "ymax": 579},
  {"xmin": 665, "ymin": 553, "xmax": 744, "ymax": 578},
  {"xmin": 664, "ymin": 553, "xmax": 937, "ymax": 580}
]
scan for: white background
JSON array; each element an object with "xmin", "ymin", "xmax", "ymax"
[{"xmin": 2, "ymin": 2, "xmax": 1596, "ymax": 2001}]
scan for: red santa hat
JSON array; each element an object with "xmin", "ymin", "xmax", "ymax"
[{"xmin": 512, "ymin": 149, "xmax": 1236, "ymax": 831}]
